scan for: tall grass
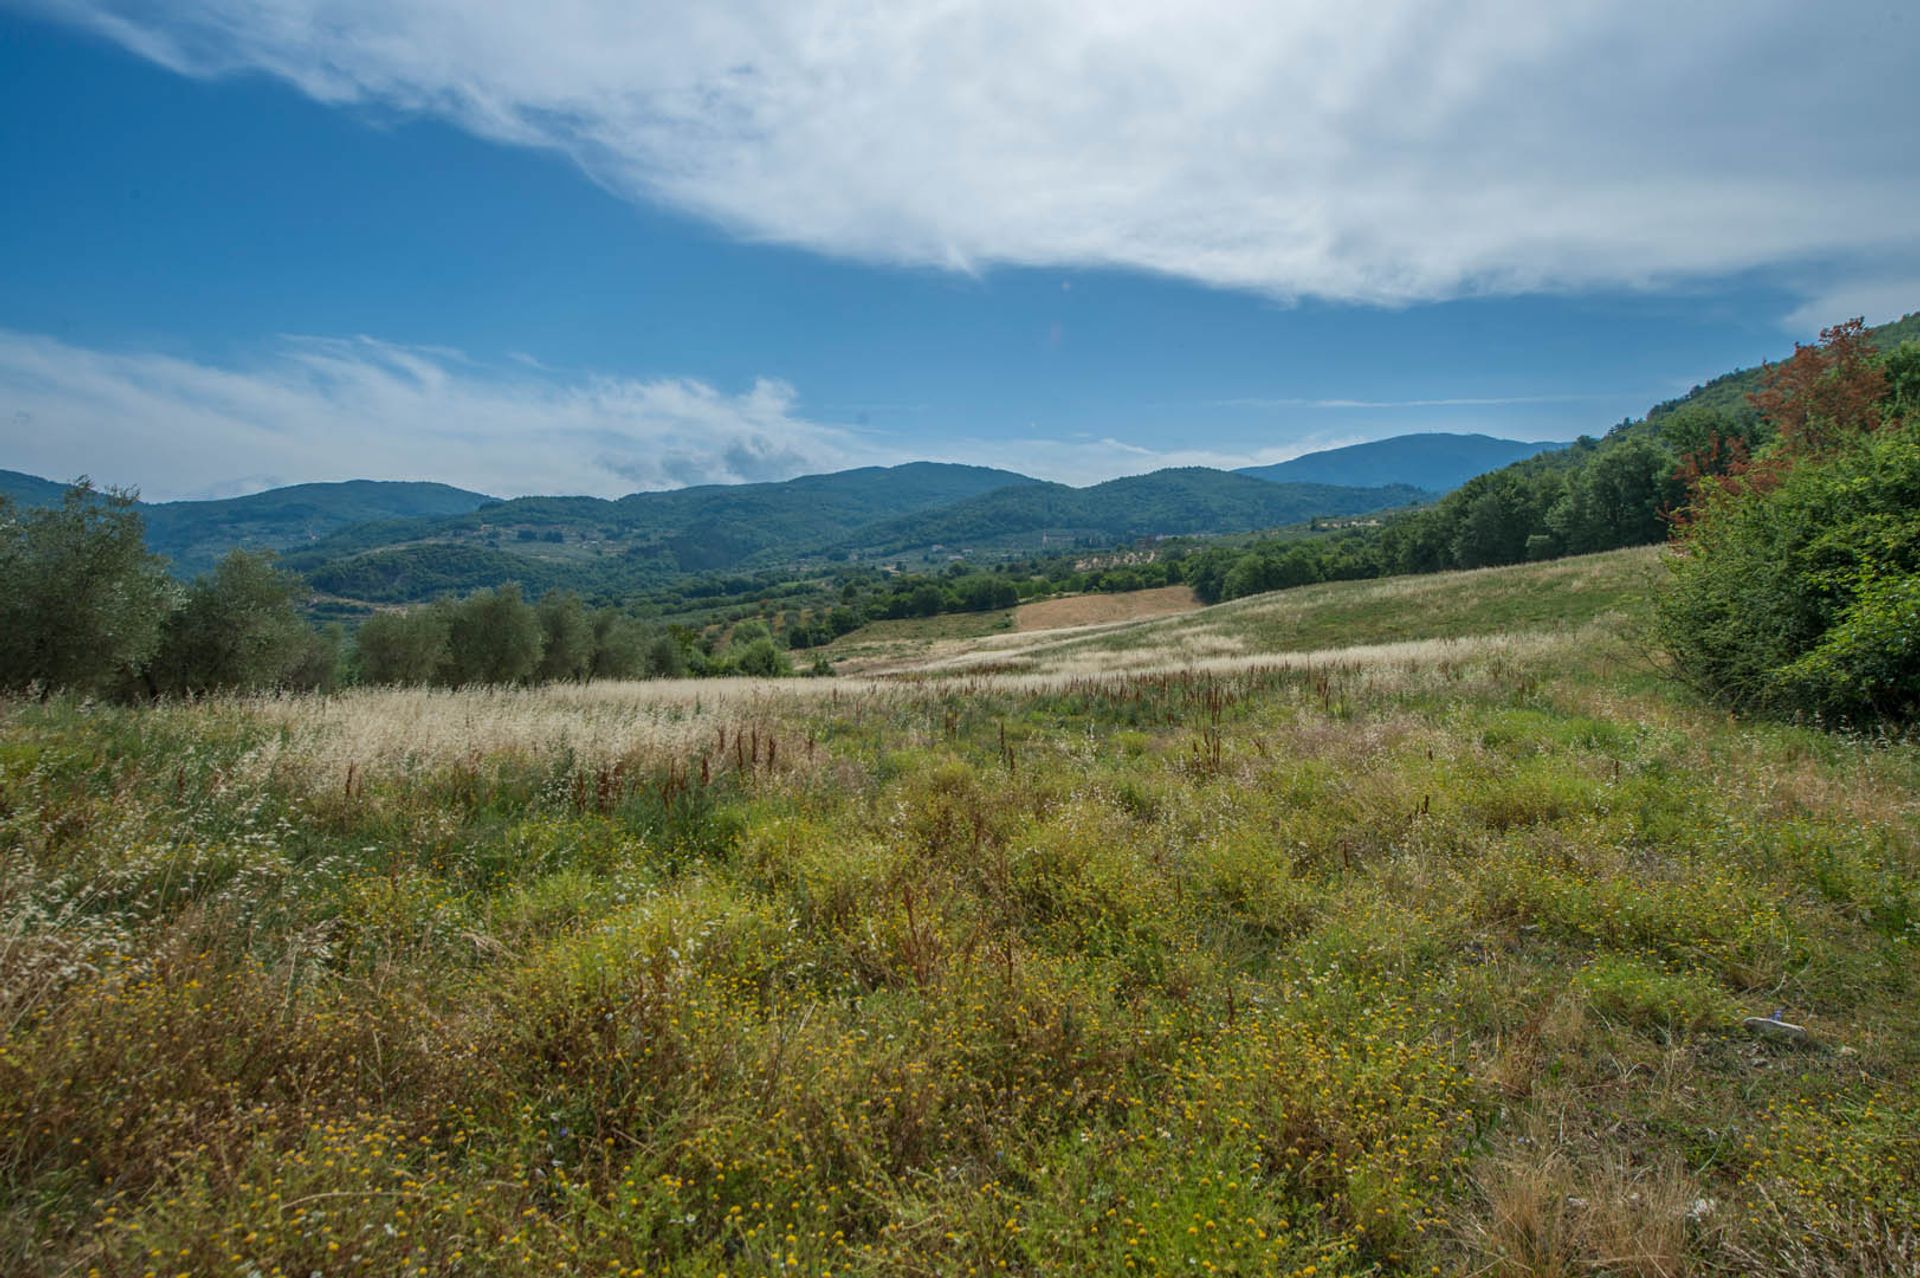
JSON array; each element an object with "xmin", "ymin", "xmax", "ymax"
[{"xmin": 1, "ymin": 549, "xmax": 1915, "ymax": 1275}]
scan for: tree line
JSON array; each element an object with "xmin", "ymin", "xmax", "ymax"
[
  {"xmin": 779, "ymin": 554, "xmax": 1188, "ymax": 647},
  {"xmin": 0, "ymin": 486, "xmax": 806, "ymax": 699},
  {"xmin": 1182, "ymin": 327, "xmax": 1920, "ymax": 614}
]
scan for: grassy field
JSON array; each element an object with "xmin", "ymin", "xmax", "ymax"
[
  {"xmin": 816, "ymin": 608, "xmax": 1017, "ymax": 673},
  {"xmin": 4, "ymin": 546, "xmax": 1917, "ymax": 1276},
  {"xmin": 1012, "ymin": 585, "xmax": 1201, "ymax": 632}
]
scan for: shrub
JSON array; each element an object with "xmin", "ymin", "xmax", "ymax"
[{"xmin": 1656, "ymin": 419, "xmax": 1920, "ymax": 725}]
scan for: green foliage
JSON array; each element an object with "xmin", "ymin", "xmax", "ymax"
[
  {"xmin": 1575, "ymin": 955, "xmax": 1734, "ymax": 1037},
  {"xmin": 715, "ymin": 620, "xmax": 793, "ymax": 677},
  {"xmin": 353, "ymin": 605, "xmax": 451, "ymax": 684},
  {"xmin": 146, "ymin": 549, "xmax": 313, "ymax": 695},
  {"xmin": 534, "ymin": 590, "xmax": 594, "ymax": 682},
  {"xmin": 1658, "ymin": 419, "xmax": 1920, "ymax": 724},
  {"xmin": 0, "ymin": 481, "xmax": 176, "ymax": 696},
  {"xmin": 437, "ymin": 584, "xmax": 546, "ymax": 685},
  {"xmin": 4, "ymin": 582, "xmax": 1917, "ymax": 1276},
  {"xmin": 588, "ymin": 608, "xmax": 648, "ymax": 679}
]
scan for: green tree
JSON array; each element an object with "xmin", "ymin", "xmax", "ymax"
[
  {"xmin": 354, "ymin": 607, "xmax": 450, "ymax": 685},
  {"xmin": 644, "ymin": 630, "xmax": 689, "ymax": 679},
  {"xmin": 1450, "ymin": 474, "xmax": 1534, "ymax": 568},
  {"xmin": 0, "ymin": 481, "xmax": 175, "ymax": 696},
  {"xmin": 588, "ymin": 609, "xmax": 648, "ymax": 680},
  {"xmin": 726, "ymin": 637, "xmax": 792, "ymax": 678},
  {"xmin": 535, "ymin": 591, "xmax": 594, "ymax": 682},
  {"xmin": 439, "ymin": 584, "xmax": 544, "ymax": 685},
  {"xmin": 1884, "ymin": 340, "xmax": 1920, "ymax": 424},
  {"xmin": 147, "ymin": 549, "xmax": 313, "ymax": 694},
  {"xmin": 288, "ymin": 623, "xmax": 347, "ymax": 692}
]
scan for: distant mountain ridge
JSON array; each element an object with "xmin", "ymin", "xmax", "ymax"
[
  {"xmin": 0, "ymin": 435, "xmax": 1590, "ymax": 605},
  {"xmin": 1236, "ymin": 433, "xmax": 1566, "ymax": 492},
  {"xmin": 0, "ymin": 471, "xmax": 497, "ymax": 577},
  {"xmin": 278, "ymin": 464, "xmax": 1429, "ymax": 604},
  {"xmin": 823, "ymin": 468, "xmax": 1429, "ymax": 558}
]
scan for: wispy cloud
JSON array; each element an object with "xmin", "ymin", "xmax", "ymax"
[
  {"xmin": 0, "ymin": 331, "xmax": 869, "ymax": 500},
  {"xmin": 0, "ymin": 330, "xmax": 1353, "ymax": 498},
  {"xmin": 1780, "ymin": 276, "xmax": 1920, "ymax": 335},
  {"xmin": 31, "ymin": 1, "xmax": 1920, "ymax": 306}
]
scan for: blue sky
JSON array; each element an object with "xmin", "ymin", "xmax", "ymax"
[{"xmin": 2, "ymin": 3, "xmax": 1916, "ymax": 500}]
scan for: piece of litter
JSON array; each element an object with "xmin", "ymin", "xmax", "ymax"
[{"xmin": 1742, "ymin": 1015, "xmax": 1810, "ymax": 1044}]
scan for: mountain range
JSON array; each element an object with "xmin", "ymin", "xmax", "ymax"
[
  {"xmin": 2, "ymin": 431, "xmax": 1566, "ymax": 604},
  {"xmin": 1236, "ymin": 433, "xmax": 1564, "ymax": 491},
  {"xmin": 0, "ymin": 471, "xmax": 494, "ymax": 578}
]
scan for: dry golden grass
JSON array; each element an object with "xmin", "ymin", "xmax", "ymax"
[
  {"xmin": 1013, "ymin": 584, "xmax": 1201, "ymax": 631},
  {"xmin": 227, "ymin": 676, "xmax": 905, "ymax": 783}
]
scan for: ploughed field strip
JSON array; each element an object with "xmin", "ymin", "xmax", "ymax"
[{"xmin": 3, "ymin": 546, "xmax": 1917, "ymax": 1276}]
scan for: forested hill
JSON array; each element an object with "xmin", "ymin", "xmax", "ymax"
[
  {"xmin": 282, "ymin": 462, "xmax": 1039, "ymax": 583},
  {"xmin": 1235, "ymin": 433, "xmax": 1565, "ymax": 492},
  {"xmin": 823, "ymin": 469, "xmax": 1430, "ymax": 557},
  {"xmin": 0, "ymin": 472, "xmax": 495, "ymax": 577},
  {"xmin": 1186, "ymin": 310, "xmax": 1920, "ymax": 603},
  {"xmin": 0, "ymin": 469, "xmax": 74, "ymax": 508},
  {"xmin": 281, "ymin": 465, "xmax": 1428, "ymax": 604},
  {"xmin": 1644, "ymin": 309, "xmax": 1920, "ymax": 424},
  {"xmin": 141, "ymin": 481, "xmax": 498, "ymax": 576}
]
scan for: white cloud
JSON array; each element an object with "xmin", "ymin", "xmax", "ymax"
[
  {"xmin": 31, "ymin": 1, "xmax": 1920, "ymax": 305},
  {"xmin": 1780, "ymin": 276, "xmax": 1920, "ymax": 336},
  {"xmin": 0, "ymin": 329, "xmax": 1369, "ymax": 498},
  {"xmin": 0, "ymin": 331, "xmax": 870, "ymax": 499}
]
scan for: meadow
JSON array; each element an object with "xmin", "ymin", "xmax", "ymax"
[{"xmin": 3, "ymin": 546, "xmax": 1916, "ymax": 1276}]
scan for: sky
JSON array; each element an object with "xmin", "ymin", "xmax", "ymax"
[{"xmin": 1, "ymin": 1, "xmax": 1917, "ymax": 501}]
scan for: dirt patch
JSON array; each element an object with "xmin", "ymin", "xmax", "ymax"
[{"xmin": 1014, "ymin": 585, "xmax": 1202, "ymax": 632}]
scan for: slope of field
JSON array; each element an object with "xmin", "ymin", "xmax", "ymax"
[
  {"xmin": 4, "ymin": 544, "xmax": 1916, "ymax": 1276},
  {"xmin": 1013, "ymin": 583, "xmax": 1201, "ymax": 631},
  {"xmin": 869, "ymin": 545, "xmax": 1660, "ymax": 679}
]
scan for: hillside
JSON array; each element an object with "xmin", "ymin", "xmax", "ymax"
[
  {"xmin": 1236, "ymin": 432, "xmax": 1564, "ymax": 491},
  {"xmin": 825, "ymin": 468, "xmax": 1431, "ymax": 558},
  {"xmin": 140, "ymin": 480, "xmax": 497, "ymax": 576},
  {"xmin": 9, "ymin": 543, "xmax": 1914, "ymax": 1276},
  {"xmin": 1645, "ymin": 308, "xmax": 1920, "ymax": 423},
  {"xmin": 0, "ymin": 468, "xmax": 77, "ymax": 508},
  {"xmin": 835, "ymin": 544, "xmax": 1659, "ymax": 676},
  {"xmin": 0, "ymin": 471, "xmax": 496, "ymax": 577},
  {"xmin": 284, "ymin": 467, "xmax": 1425, "ymax": 604},
  {"xmin": 284, "ymin": 462, "xmax": 1040, "ymax": 602}
]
